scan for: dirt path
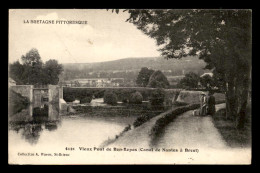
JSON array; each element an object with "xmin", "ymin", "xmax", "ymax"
[
  {"xmin": 156, "ymin": 103, "xmax": 228, "ymax": 149},
  {"xmin": 106, "ymin": 103, "xmax": 251, "ymax": 164},
  {"xmin": 107, "ymin": 104, "xmax": 227, "ymax": 149}
]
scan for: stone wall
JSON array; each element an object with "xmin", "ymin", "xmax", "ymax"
[
  {"xmin": 48, "ymin": 85, "xmax": 60, "ymax": 103},
  {"xmin": 59, "ymin": 98, "xmax": 68, "ymax": 114},
  {"xmin": 48, "ymin": 103, "xmax": 60, "ymax": 121},
  {"xmin": 10, "ymin": 85, "xmax": 33, "ymax": 102}
]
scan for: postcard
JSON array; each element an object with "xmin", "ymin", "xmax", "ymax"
[{"xmin": 8, "ymin": 9, "xmax": 252, "ymax": 165}]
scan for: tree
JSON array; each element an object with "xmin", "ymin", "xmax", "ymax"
[
  {"xmin": 178, "ymin": 72, "xmax": 200, "ymax": 89},
  {"xmin": 136, "ymin": 67, "xmax": 154, "ymax": 87},
  {"xmin": 129, "ymin": 91, "xmax": 143, "ymax": 104},
  {"xmin": 9, "ymin": 48, "xmax": 64, "ymax": 86},
  {"xmin": 125, "ymin": 9, "xmax": 251, "ymax": 129},
  {"xmin": 20, "ymin": 48, "xmax": 43, "ymax": 84},
  {"xmin": 43, "ymin": 59, "xmax": 64, "ymax": 85},
  {"xmin": 199, "ymin": 74, "xmax": 216, "ymax": 89},
  {"xmin": 9, "ymin": 61, "xmax": 25, "ymax": 85},
  {"xmin": 147, "ymin": 70, "xmax": 170, "ymax": 88},
  {"xmin": 21, "ymin": 48, "xmax": 42, "ymax": 66},
  {"xmin": 104, "ymin": 91, "xmax": 117, "ymax": 105},
  {"xmin": 149, "ymin": 89, "xmax": 165, "ymax": 106}
]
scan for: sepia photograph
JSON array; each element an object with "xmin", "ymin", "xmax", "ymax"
[{"xmin": 8, "ymin": 9, "xmax": 252, "ymax": 165}]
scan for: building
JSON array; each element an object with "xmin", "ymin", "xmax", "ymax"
[{"xmin": 63, "ymin": 78, "xmax": 124, "ymax": 87}]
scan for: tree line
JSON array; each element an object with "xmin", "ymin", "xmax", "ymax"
[{"xmin": 9, "ymin": 48, "xmax": 63, "ymax": 86}]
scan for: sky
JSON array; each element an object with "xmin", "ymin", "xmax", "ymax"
[{"xmin": 9, "ymin": 9, "xmax": 161, "ymax": 64}]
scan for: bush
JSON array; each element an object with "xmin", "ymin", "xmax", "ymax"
[
  {"xmin": 121, "ymin": 124, "xmax": 131, "ymax": 133},
  {"xmin": 104, "ymin": 91, "xmax": 117, "ymax": 105},
  {"xmin": 149, "ymin": 89, "xmax": 165, "ymax": 106},
  {"xmin": 79, "ymin": 91, "xmax": 93, "ymax": 104},
  {"xmin": 117, "ymin": 90, "xmax": 131, "ymax": 103},
  {"xmin": 80, "ymin": 96, "xmax": 92, "ymax": 104},
  {"xmin": 93, "ymin": 90, "xmax": 105, "ymax": 98},
  {"xmin": 122, "ymin": 97, "xmax": 129, "ymax": 103},
  {"xmin": 63, "ymin": 94, "xmax": 76, "ymax": 102},
  {"xmin": 129, "ymin": 91, "xmax": 143, "ymax": 104},
  {"xmin": 133, "ymin": 115, "xmax": 150, "ymax": 128}
]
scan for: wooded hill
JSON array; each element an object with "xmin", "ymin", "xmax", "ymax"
[
  {"xmin": 62, "ymin": 56, "xmax": 210, "ymax": 80},
  {"xmin": 63, "ymin": 56, "xmax": 208, "ymax": 73}
]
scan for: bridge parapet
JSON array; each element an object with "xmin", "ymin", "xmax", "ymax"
[
  {"xmin": 48, "ymin": 85, "xmax": 60, "ymax": 103},
  {"xmin": 10, "ymin": 85, "xmax": 63, "ymax": 104}
]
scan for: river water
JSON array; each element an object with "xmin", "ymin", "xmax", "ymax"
[{"xmin": 8, "ymin": 99, "xmax": 138, "ymax": 149}]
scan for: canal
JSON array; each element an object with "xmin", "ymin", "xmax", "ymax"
[{"xmin": 8, "ymin": 98, "xmax": 141, "ymax": 149}]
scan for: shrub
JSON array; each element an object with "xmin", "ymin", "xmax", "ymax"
[
  {"xmin": 80, "ymin": 96, "xmax": 92, "ymax": 104},
  {"xmin": 93, "ymin": 90, "xmax": 105, "ymax": 98},
  {"xmin": 78, "ymin": 91, "xmax": 93, "ymax": 103},
  {"xmin": 149, "ymin": 89, "xmax": 165, "ymax": 106},
  {"xmin": 63, "ymin": 94, "xmax": 76, "ymax": 102},
  {"xmin": 129, "ymin": 91, "xmax": 143, "ymax": 104},
  {"xmin": 133, "ymin": 115, "xmax": 151, "ymax": 128},
  {"xmin": 117, "ymin": 90, "xmax": 131, "ymax": 103},
  {"xmin": 122, "ymin": 124, "xmax": 131, "ymax": 133},
  {"xmin": 104, "ymin": 91, "xmax": 117, "ymax": 105},
  {"xmin": 122, "ymin": 97, "xmax": 129, "ymax": 103}
]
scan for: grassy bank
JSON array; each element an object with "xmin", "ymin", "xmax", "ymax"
[
  {"xmin": 149, "ymin": 103, "xmax": 200, "ymax": 146},
  {"xmin": 212, "ymin": 105, "xmax": 251, "ymax": 148},
  {"xmin": 100, "ymin": 124, "xmax": 132, "ymax": 147}
]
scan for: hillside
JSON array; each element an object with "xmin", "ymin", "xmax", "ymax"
[
  {"xmin": 61, "ymin": 56, "xmax": 211, "ymax": 82},
  {"xmin": 63, "ymin": 56, "xmax": 207, "ymax": 73}
]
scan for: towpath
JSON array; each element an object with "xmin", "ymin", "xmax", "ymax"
[
  {"xmin": 108, "ymin": 104, "xmax": 227, "ymax": 149},
  {"xmin": 156, "ymin": 103, "xmax": 228, "ymax": 149},
  {"xmin": 106, "ymin": 103, "xmax": 251, "ymax": 164}
]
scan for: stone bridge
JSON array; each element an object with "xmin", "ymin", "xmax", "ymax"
[{"xmin": 10, "ymin": 85, "xmax": 66, "ymax": 115}]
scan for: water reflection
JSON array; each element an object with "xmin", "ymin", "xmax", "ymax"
[
  {"xmin": 8, "ymin": 100, "xmax": 139, "ymax": 147},
  {"xmin": 9, "ymin": 98, "xmax": 165, "ymax": 147},
  {"xmin": 9, "ymin": 102, "xmax": 61, "ymax": 145}
]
